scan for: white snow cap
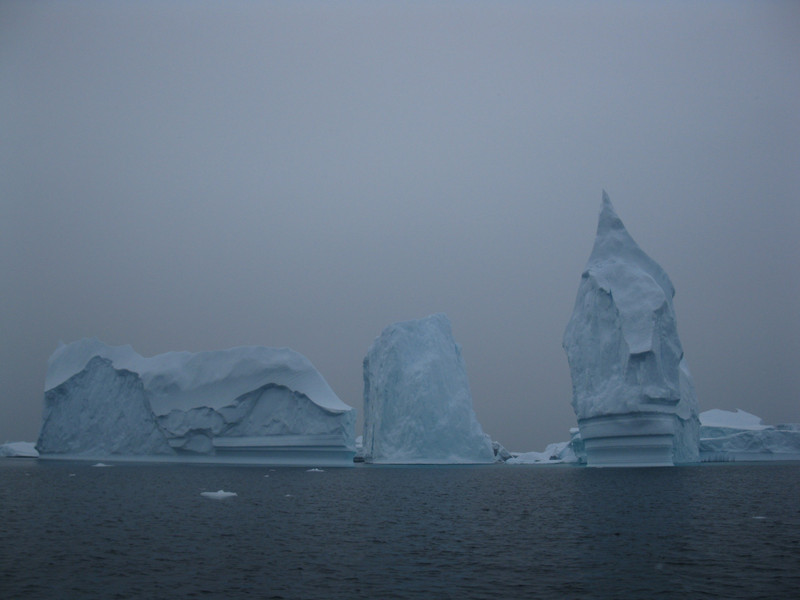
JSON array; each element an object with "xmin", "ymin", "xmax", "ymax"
[
  {"xmin": 699, "ymin": 409, "xmax": 767, "ymax": 430},
  {"xmin": 45, "ymin": 338, "xmax": 351, "ymax": 414}
]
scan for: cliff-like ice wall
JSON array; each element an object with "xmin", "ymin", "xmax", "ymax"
[{"xmin": 362, "ymin": 314, "xmax": 494, "ymax": 464}]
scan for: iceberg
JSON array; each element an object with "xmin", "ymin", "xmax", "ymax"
[
  {"xmin": 37, "ymin": 340, "xmax": 356, "ymax": 466},
  {"xmin": 200, "ymin": 490, "xmax": 237, "ymax": 500},
  {"xmin": 362, "ymin": 314, "xmax": 495, "ymax": 464},
  {"xmin": 699, "ymin": 409, "xmax": 800, "ymax": 461},
  {"xmin": 563, "ymin": 192, "xmax": 700, "ymax": 467},
  {"xmin": 506, "ymin": 441, "xmax": 577, "ymax": 465},
  {"xmin": 0, "ymin": 441, "xmax": 39, "ymax": 458}
]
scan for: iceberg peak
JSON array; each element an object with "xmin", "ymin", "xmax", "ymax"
[
  {"xmin": 589, "ymin": 192, "xmax": 674, "ymax": 300},
  {"xmin": 597, "ymin": 190, "xmax": 625, "ymax": 235}
]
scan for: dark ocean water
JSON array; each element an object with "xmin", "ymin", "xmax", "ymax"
[{"xmin": 1, "ymin": 460, "xmax": 798, "ymax": 600}]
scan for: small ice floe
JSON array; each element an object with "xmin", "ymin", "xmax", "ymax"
[
  {"xmin": 306, "ymin": 468, "xmax": 324, "ymax": 472},
  {"xmin": 91, "ymin": 463, "xmax": 111, "ymax": 467},
  {"xmin": 264, "ymin": 474, "xmax": 269, "ymax": 478},
  {"xmin": 284, "ymin": 494, "xmax": 293, "ymax": 497},
  {"xmin": 0, "ymin": 441, "xmax": 39, "ymax": 458},
  {"xmin": 68, "ymin": 473, "xmax": 76, "ymax": 477},
  {"xmin": 752, "ymin": 516, "xmax": 767, "ymax": 520},
  {"xmin": 200, "ymin": 490, "xmax": 237, "ymax": 500}
]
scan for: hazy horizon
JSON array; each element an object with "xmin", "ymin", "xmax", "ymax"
[{"xmin": 2, "ymin": 1, "xmax": 798, "ymax": 451}]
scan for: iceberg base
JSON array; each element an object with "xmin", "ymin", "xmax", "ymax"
[{"xmin": 578, "ymin": 413, "xmax": 680, "ymax": 467}]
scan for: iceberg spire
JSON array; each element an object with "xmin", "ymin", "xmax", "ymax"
[
  {"xmin": 563, "ymin": 192, "xmax": 699, "ymax": 467},
  {"xmin": 588, "ymin": 190, "xmax": 674, "ymax": 300}
]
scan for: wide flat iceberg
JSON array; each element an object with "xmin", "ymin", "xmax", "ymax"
[
  {"xmin": 563, "ymin": 193, "xmax": 700, "ymax": 467},
  {"xmin": 0, "ymin": 441, "xmax": 39, "ymax": 458},
  {"xmin": 37, "ymin": 339, "xmax": 356, "ymax": 466},
  {"xmin": 699, "ymin": 409, "xmax": 800, "ymax": 461},
  {"xmin": 362, "ymin": 314, "xmax": 495, "ymax": 464}
]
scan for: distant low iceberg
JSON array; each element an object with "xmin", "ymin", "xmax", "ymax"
[
  {"xmin": 699, "ymin": 409, "xmax": 800, "ymax": 462},
  {"xmin": 37, "ymin": 339, "xmax": 356, "ymax": 466},
  {"xmin": 0, "ymin": 441, "xmax": 39, "ymax": 458}
]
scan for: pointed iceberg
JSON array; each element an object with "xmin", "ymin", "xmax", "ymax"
[
  {"xmin": 362, "ymin": 314, "xmax": 494, "ymax": 464},
  {"xmin": 563, "ymin": 193, "xmax": 700, "ymax": 466},
  {"xmin": 38, "ymin": 340, "xmax": 356, "ymax": 466}
]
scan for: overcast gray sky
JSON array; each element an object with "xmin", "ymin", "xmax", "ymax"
[{"xmin": 2, "ymin": 1, "xmax": 798, "ymax": 451}]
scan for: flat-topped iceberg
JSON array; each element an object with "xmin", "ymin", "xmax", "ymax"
[
  {"xmin": 563, "ymin": 193, "xmax": 700, "ymax": 467},
  {"xmin": 362, "ymin": 314, "xmax": 494, "ymax": 464},
  {"xmin": 37, "ymin": 340, "xmax": 356, "ymax": 466},
  {"xmin": 699, "ymin": 409, "xmax": 800, "ymax": 461},
  {"xmin": 0, "ymin": 441, "xmax": 39, "ymax": 458}
]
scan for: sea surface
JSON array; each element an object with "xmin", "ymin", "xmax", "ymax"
[{"xmin": 1, "ymin": 460, "xmax": 798, "ymax": 599}]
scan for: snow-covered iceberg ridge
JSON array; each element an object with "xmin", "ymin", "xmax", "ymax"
[
  {"xmin": 563, "ymin": 193, "xmax": 700, "ymax": 467},
  {"xmin": 362, "ymin": 314, "xmax": 495, "ymax": 464},
  {"xmin": 37, "ymin": 339, "xmax": 356, "ymax": 466},
  {"xmin": 699, "ymin": 409, "xmax": 800, "ymax": 462}
]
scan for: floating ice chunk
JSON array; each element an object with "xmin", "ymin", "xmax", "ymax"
[
  {"xmin": 91, "ymin": 462, "xmax": 111, "ymax": 467},
  {"xmin": 200, "ymin": 490, "xmax": 237, "ymax": 500},
  {"xmin": 563, "ymin": 193, "xmax": 700, "ymax": 466},
  {"xmin": 0, "ymin": 441, "xmax": 39, "ymax": 458},
  {"xmin": 306, "ymin": 468, "xmax": 324, "ymax": 472}
]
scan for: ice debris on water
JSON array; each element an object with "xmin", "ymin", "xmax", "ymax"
[{"xmin": 200, "ymin": 490, "xmax": 237, "ymax": 500}]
